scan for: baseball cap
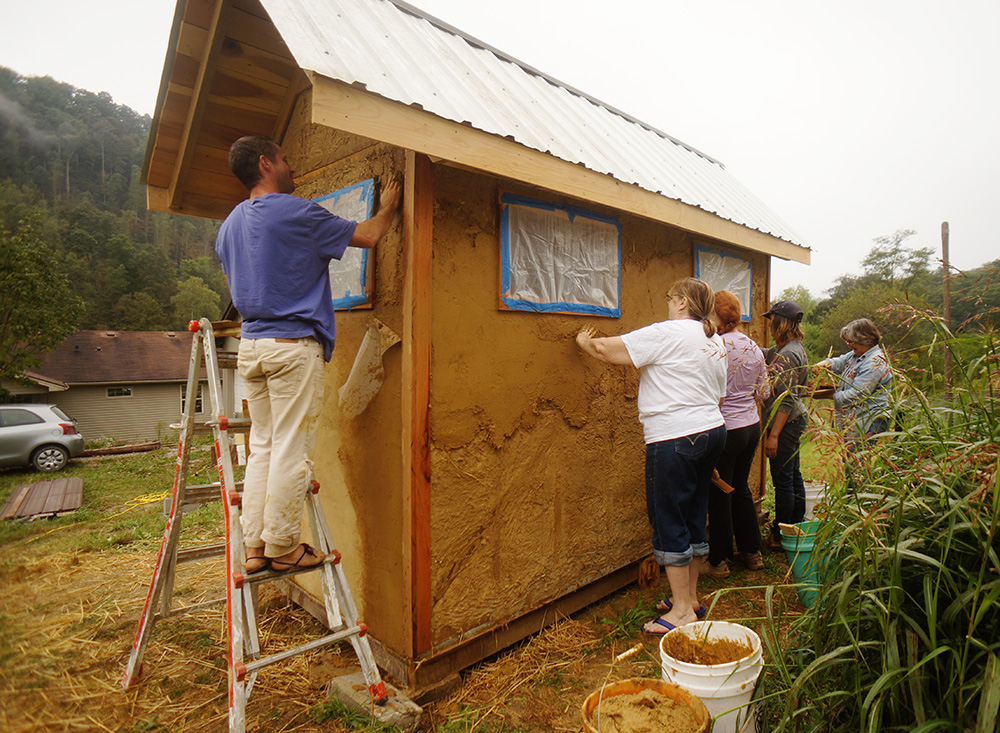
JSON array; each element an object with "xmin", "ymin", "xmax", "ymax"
[{"xmin": 762, "ymin": 300, "xmax": 803, "ymax": 323}]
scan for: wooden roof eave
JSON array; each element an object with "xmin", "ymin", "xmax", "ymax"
[
  {"xmin": 308, "ymin": 72, "xmax": 810, "ymax": 264},
  {"xmin": 140, "ymin": 0, "xmax": 189, "ymax": 190},
  {"xmin": 142, "ymin": 0, "xmax": 310, "ymax": 221}
]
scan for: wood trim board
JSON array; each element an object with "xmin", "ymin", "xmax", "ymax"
[{"xmin": 401, "ymin": 151, "xmax": 434, "ymax": 655}]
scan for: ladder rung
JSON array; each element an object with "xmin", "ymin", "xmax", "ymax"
[
  {"xmin": 153, "ymin": 596, "xmax": 226, "ymax": 620},
  {"xmin": 169, "ymin": 418, "xmax": 252, "ymax": 435},
  {"xmin": 163, "ymin": 484, "xmax": 245, "ymax": 516},
  {"xmin": 184, "ymin": 482, "xmax": 245, "ymax": 504},
  {"xmin": 243, "ymin": 625, "xmax": 364, "ymax": 676},
  {"xmin": 177, "ymin": 542, "xmax": 228, "ymax": 563}
]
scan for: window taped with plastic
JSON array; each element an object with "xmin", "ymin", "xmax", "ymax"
[
  {"xmin": 314, "ymin": 179, "xmax": 374, "ymax": 309},
  {"xmin": 695, "ymin": 246, "xmax": 753, "ymax": 320},
  {"xmin": 502, "ymin": 196, "xmax": 620, "ymax": 316}
]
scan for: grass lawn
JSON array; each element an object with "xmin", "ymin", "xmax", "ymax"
[{"xmin": 0, "ymin": 438, "xmax": 817, "ymax": 732}]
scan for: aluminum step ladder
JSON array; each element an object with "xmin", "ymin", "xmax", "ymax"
[{"xmin": 121, "ymin": 318, "xmax": 387, "ymax": 732}]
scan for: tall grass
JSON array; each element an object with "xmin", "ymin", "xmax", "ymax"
[{"xmin": 760, "ymin": 309, "xmax": 1000, "ymax": 731}]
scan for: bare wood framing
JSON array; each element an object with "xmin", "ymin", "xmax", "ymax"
[
  {"xmin": 310, "ymin": 74, "xmax": 809, "ymax": 265},
  {"xmin": 168, "ymin": 0, "xmax": 230, "ymax": 210},
  {"xmin": 401, "ymin": 151, "xmax": 434, "ymax": 655}
]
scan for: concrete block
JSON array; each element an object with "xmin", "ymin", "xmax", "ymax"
[{"xmin": 324, "ymin": 671, "xmax": 422, "ymax": 731}]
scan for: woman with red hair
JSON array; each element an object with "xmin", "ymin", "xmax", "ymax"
[{"xmin": 703, "ymin": 291, "xmax": 768, "ymax": 577}]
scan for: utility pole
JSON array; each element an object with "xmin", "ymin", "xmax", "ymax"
[{"xmin": 942, "ymin": 222, "xmax": 952, "ymax": 393}]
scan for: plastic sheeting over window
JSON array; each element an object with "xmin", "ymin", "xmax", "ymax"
[
  {"xmin": 500, "ymin": 193, "xmax": 621, "ymax": 317},
  {"xmin": 314, "ymin": 179, "xmax": 375, "ymax": 310},
  {"xmin": 695, "ymin": 245, "xmax": 753, "ymax": 321}
]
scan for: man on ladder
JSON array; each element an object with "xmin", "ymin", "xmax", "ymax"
[{"xmin": 215, "ymin": 135, "xmax": 401, "ymax": 574}]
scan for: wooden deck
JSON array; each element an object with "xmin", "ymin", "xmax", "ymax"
[{"xmin": 1, "ymin": 477, "xmax": 84, "ymax": 521}]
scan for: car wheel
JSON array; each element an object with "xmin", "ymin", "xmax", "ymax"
[{"xmin": 32, "ymin": 445, "xmax": 70, "ymax": 472}]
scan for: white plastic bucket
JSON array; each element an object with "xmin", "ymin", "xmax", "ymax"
[
  {"xmin": 659, "ymin": 621, "xmax": 763, "ymax": 733},
  {"xmin": 803, "ymin": 482, "xmax": 827, "ymax": 519}
]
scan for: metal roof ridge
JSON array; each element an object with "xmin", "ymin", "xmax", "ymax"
[{"xmin": 383, "ymin": 0, "xmax": 724, "ymax": 168}]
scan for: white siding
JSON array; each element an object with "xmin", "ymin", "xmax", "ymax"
[{"xmin": 51, "ymin": 381, "xmax": 211, "ymax": 443}]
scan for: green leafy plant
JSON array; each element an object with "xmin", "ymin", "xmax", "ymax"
[
  {"xmin": 760, "ymin": 308, "xmax": 1000, "ymax": 731},
  {"xmin": 308, "ymin": 695, "xmax": 398, "ymax": 730},
  {"xmin": 599, "ymin": 598, "xmax": 649, "ymax": 641}
]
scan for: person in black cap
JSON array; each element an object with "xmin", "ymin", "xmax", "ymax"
[{"xmin": 760, "ymin": 300, "xmax": 809, "ymax": 551}]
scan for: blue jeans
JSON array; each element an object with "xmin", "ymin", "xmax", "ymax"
[
  {"xmin": 769, "ymin": 417, "xmax": 806, "ymax": 541},
  {"xmin": 645, "ymin": 424, "xmax": 727, "ymax": 566},
  {"xmin": 708, "ymin": 422, "xmax": 762, "ymax": 564}
]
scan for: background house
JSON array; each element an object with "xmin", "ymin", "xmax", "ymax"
[
  {"xmin": 142, "ymin": 0, "xmax": 810, "ymax": 695},
  {"xmin": 17, "ymin": 331, "xmax": 209, "ymax": 443}
]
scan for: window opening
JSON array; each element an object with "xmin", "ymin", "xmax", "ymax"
[
  {"xmin": 500, "ymin": 193, "xmax": 621, "ymax": 317},
  {"xmin": 695, "ymin": 245, "xmax": 753, "ymax": 321},
  {"xmin": 313, "ymin": 178, "xmax": 376, "ymax": 310}
]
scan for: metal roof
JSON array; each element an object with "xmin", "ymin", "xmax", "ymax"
[{"xmin": 261, "ymin": 0, "xmax": 807, "ymax": 249}]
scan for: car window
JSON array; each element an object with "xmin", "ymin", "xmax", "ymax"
[
  {"xmin": 0, "ymin": 409, "xmax": 45, "ymax": 427},
  {"xmin": 52, "ymin": 406, "xmax": 73, "ymax": 422}
]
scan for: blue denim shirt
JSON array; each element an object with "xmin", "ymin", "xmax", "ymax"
[{"xmin": 829, "ymin": 344, "xmax": 892, "ymax": 434}]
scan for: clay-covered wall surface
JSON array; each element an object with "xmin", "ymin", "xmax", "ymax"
[
  {"xmin": 428, "ymin": 166, "xmax": 710, "ymax": 643},
  {"xmin": 280, "ymin": 93, "xmax": 407, "ymax": 653}
]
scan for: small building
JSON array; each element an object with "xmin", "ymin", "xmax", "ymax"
[
  {"xmin": 142, "ymin": 0, "xmax": 810, "ymax": 695},
  {"xmin": 19, "ymin": 331, "xmax": 209, "ymax": 443}
]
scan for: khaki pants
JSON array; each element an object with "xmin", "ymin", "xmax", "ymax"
[{"xmin": 237, "ymin": 337, "xmax": 325, "ymax": 557}]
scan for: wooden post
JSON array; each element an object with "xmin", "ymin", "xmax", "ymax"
[
  {"xmin": 401, "ymin": 151, "xmax": 434, "ymax": 657},
  {"xmin": 942, "ymin": 222, "xmax": 952, "ymax": 393}
]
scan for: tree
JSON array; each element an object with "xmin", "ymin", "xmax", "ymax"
[
  {"xmin": 860, "ymin": 229, "xmax": 934, "ymax": 287},
  {"xmin": 0, "ymin": 214, "xmax": 83, "ymax": 395},
  {"xmin": 112, "ymin": 292, "xmax": 168, "ymax": 330},
  {"xmin": 170, "ymin": 276, "xmax": 221, "ymax": 327}
]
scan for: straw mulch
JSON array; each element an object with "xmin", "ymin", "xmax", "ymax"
[
  {"xmin": 0, "ymin": 537, "xmax": 793, "ymax": 732},
  {"xmin": 426, "ymin": 617, "xmax": 658, "ymax": 732},
  {"xmin": 0, "ymin": 547, "xmax": 346, "ymax": 732}
]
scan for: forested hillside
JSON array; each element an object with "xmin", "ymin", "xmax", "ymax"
[{"xmin": 0, "ymin": 66, "xmax": 227, "ymax": 334}]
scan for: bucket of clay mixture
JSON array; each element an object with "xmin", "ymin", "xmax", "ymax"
[
  {"xmin": 803, "ymin": 482, "xmax": 827, "ymax": 519},
  {"xmin": 581, "ymin": 678, "xmax": 709, "ymax": 733},
  {"xmin": 659, "ymin": 622, "xmax": 763, "ymax": 733}
]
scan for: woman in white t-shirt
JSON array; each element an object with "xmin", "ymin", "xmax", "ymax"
[{"xmin": 576, "ymin": 278, "xmax": 728, "ymax": 633}]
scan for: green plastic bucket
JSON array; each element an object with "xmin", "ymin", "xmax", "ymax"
[{"xmin": 780, "ymin": 520, "xmax": 823, "ymax": 606}]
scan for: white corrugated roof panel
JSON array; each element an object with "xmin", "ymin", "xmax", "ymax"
[{"xmin": 260, "ymin": 0, "xmax": 807, "ymax": 248}]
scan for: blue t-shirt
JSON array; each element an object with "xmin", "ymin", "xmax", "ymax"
[{"xmin": 215, "ymin": 193, "xmax": 357, "ymax": 361}]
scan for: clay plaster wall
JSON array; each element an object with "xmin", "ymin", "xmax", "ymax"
[
  {"xmin": 429, "ymin": 166, "xmax": 711, "ymax": 643},
  {"xmin": 280, "ymin": 91, "xmax": 408, "ymax": 653}
]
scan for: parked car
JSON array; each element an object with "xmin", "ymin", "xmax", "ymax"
[{"xmin": 0, "ymin": 404, "xmax": 85, "ymax": 472}]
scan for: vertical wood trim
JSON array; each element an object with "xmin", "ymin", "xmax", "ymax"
[
  {"xmin": 401, "ymin": 151, "xmax": 434, "ymax": 656},
  {"xmin": 759, "ymin": 256, "xmax": 772, "ymax": 501}
]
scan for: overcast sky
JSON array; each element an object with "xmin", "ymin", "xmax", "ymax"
[{"xmin": 5, "ymin": 0, "xmax": 998, "ymax": 297}]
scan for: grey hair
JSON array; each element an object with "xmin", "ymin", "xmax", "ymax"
[{"xmin": 840, "ymin": 318, "xmax": 881, "ymax": 347}]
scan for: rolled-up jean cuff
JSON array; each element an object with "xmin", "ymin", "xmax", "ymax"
[{"xmin": 655, "ymin": 548, "xmax": 693, "ymax": 566}]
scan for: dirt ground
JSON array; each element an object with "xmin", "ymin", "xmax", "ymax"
[{"xmin": 0, "ymin": 531, "xmax": 798, "ymax": 732}]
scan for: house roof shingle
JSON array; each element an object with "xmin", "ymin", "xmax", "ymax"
[{"xmin": 39, "ymin": 331, "xmax": 198, "ymax": 385}]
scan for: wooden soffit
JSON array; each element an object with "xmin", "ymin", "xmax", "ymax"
[{"xmin": 142, "ymin": 0, "xmax": 308, "ymax": 221}]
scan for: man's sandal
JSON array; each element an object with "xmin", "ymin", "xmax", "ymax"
[
  {"xmin": 270, "ymin": 543, "xmax": 325, "ymax": 573},
  {"xmin": 245, "ymin": 556, "xmax": 271, "ymax": 574}
]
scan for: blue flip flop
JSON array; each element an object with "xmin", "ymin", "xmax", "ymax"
[
  {"xmin": 656, "ymin": 599, "xmax": 708, "ymax": 618},
  {"xmin": 643, "ymin": 617, "xmax": 678, "ymax": 635}
]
